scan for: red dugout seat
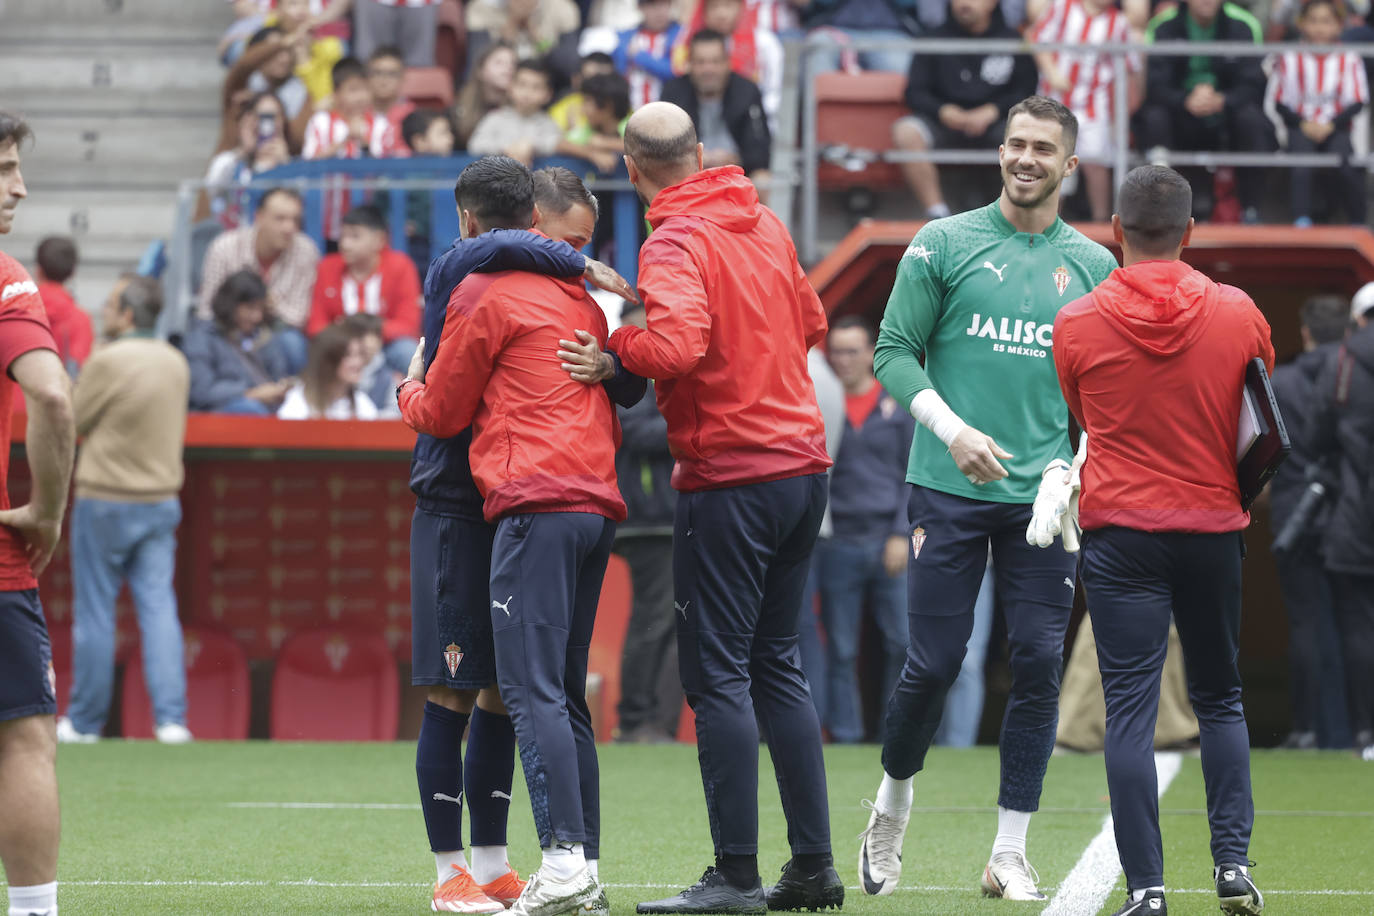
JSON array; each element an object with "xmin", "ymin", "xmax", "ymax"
[
  {"xmin": 435, "ymin": 0, "xmax": 467, "ymax": 84},
  {"xmin": 814, "ymin": 71, "xmax": 908, "ymax": 191},
  {"xmin": 270, "ymin": 627, "xmax": 399, "ymax": 741},
  {"xmin": 121, "ymin": 626, "xmax": 250, "ymax": 740}
]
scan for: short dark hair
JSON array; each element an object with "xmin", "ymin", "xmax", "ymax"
[
  {"xmin": 689, "ymin": 28, "xmax": 729, "ymax": 53},
  {"xmin": 1300, "ymin": 0, "xmax": 1344, "ymax": 17},
  {"xmin": 1301, "ymin": 295, "xmax": 1352, "ymax": 344},
  {"xmin": 36, "ymin": 237, "xmax": 78, "ymax": 283},
  {"xmin": 582, "ymin": 51, "xmax": 615, "ymax": 71},
  {"xmin": 368, "ymin": 45, "xmax": 405, "ymax": 66},
  {"xmin": 256, "ymin": 186, "xmax": 303, "ymax": 213},
  {"xmin": 830, "ymin": 314, "xmax": 877, "ymax": 346},
  {"xmin": 210, "ymin": 269, "xmax": 269, "ymax": 332},
  {"xmin": 332, "ymin": 56, "xmax": 368, "ymax": 90},
  {"xmin": 534, "ymin": 167, "xmax": 600, "ymax": 221},
  {"xmin": 402, "ymin": 108, "xmax": 448, "ymax": 148},
  {"xmin": 583, "ymin": 73, "xmax": 632, "ymax": 122},
  {"xmin": 0, "ymin": 111, "xmax": 32, "ymax": 151},
  {"xmin": 454, "ymin": 156, "xmax": 535, "ymax": 230},
  {"xmin": 247, "ymin": 25, "xmax": 283, "ymax": 48},
  {"xmin": 1116, "ymin": 164, "xmax": 1193, "ymax": 256},
  {"xmin": 342, "ymin": 204, "xmax": 387, "ymax": 233},
  {"xmin": 515, "ymin": 59, "xmax": 553, "ymax": 91},
  {"xmin": 341, "ymin": 313, "xmax": 384, "ymax": 338},
  {"xmin": 1005, "ymin": 95, "xmax": 1078, "ymax": 157},
  {"xmin": 624, "ymin": 112, "xmax": 699, "ymax": 185},
  {"xmin": 117, "ymin": 274, "xmax": 163, "ymax": 331}
]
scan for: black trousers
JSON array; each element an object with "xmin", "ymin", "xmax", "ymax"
[
  {"xmin": 615, "ymin": 534, "xmax": 682, "ymax": 736},
  {"xmin": 1331, "ymin": 572, "xmax": 1374, "ymax": 740},
  {"xmin": 1286, "ymin": 127, "xmax": 1367, "ymax": 224},
  {"xmin": 1135, "ymin": 101, "xmax": 1274, "ymax": 212},
  {"xmin": 1275, "ymin": 545, "xmax": 1349, "ymax": 740}
]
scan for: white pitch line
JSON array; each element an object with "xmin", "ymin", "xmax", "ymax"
[
  {"xmin": 1044, "ymin": 752, "xmax": 1183, "ymax": 916},
  {"xmin": 227, "ymin": 802, "xmax": 420, "ymax": 810}
]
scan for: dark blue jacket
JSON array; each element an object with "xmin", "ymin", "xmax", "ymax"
[
  {"xmin": 1312, "ymin": 324, "xmax": 1374, "ymax": 573},
  {"xmin": 182, "ymin": 319, "xmax": 290, "ymax": 411},
  {"xmin": 829, "ymin": 385, "xmax": 914, "ymax": 540},
  {"xmin": 410, "ymin": 229, "xmax": 645, "ymax": 517},
  {"xmin": 615, "ymin": 381, "xmax": 676, "ymax": 535}
]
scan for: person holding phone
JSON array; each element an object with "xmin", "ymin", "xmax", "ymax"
[{"xmin": 204, "ymin": 92, "xmax": 294, "ymax": 228}]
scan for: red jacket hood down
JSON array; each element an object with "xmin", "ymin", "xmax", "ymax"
[
  {"xmin": 1055, "ymin": 260, "xmax": 1275, "ymax": 533},
  {"xmin": 609, "ymin": 166, "xmax": 831, "ymax": 492}
]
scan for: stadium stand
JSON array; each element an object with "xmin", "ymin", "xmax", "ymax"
[
  {"xmin": 270, "ymin": 626, "xmax": 400, "ymax": 741},
  {"xmin": 121, "ymin": 625, "xmax": 251, "ymax": 740}
]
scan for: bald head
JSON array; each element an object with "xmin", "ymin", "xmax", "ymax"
[{"xmin": 624, "ymin": 102, "xmax": 699, "ymax": 187}]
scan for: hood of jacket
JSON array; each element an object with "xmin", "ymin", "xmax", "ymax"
[
  {"xmin": 1090, "ymin": 259, "xmax": 1219, "ymax": 357},
  {"xmin": 646, "ymin": 166, "xmax": 763, "ymax": 233}
]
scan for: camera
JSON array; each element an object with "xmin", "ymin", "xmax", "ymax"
[
  {"xmin": 1273, "ymin": 461, "xmax": 1336, "ymax": 554},
  {"xmin": 257, "ymin": 110, "xmax": 278, "ymax": 144}
]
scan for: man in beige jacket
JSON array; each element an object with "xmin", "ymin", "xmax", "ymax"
[{"xmin": 57, "ymin": 276, "xmax": 192, "ymax": 745}]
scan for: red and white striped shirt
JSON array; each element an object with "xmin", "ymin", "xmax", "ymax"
[
  {"xmin": 1267, "ymin": 50, "xmax": 1369, "ymax": 124},
  {"xmin": 1031, "ymin": 0, "xmax": 1137, "ymax": 123},
  {"xmin": 302, "ymin": 109, "xmax": 397, "ymax": 160},
  {"xmin": 624, "ymin": 29, "xmax": 673, "ymax": 108}
]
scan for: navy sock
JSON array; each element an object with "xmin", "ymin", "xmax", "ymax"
[
  {"xmin": 417, "ymin": 701, "xmax": 469, "ymax": 853},
  {"xmin": 465, "ymin": 706, "xmax": 517, "ymax": 847}
]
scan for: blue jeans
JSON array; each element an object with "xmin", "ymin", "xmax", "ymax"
[
  {"xmin": 68, "ymin": 498, "xmax": 187, "ymax": 734},
  {"xmin": 934, "ymin": 560, "xmax": 994, "ymax": 747},
  {"xmin": 808, "ymin": 27, "xmax": 913, "ymax": 74},
  {"xmin": 817, "ymin": 534, "xmax": 908, "ymax": 743},
  {"xmin": 218, "ymin": 396, "xmax": 272, "ymax": 416}
]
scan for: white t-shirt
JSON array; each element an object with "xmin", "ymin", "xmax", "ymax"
[{"xmin": 277, "ymin": 385, "xmax": 380, "ymax": 420}]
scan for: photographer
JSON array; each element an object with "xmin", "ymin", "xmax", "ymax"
[
  {"xmin": 1311, "ymin": 284, "xmax": 1374, "ymax": 761},
  {"xmin": 1270, "ymin": 295, "xmax": 1350, "ymax": 750}
]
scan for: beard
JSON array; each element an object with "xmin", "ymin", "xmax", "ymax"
[{"xmin": 1002, "ymin": 167, "xmax": 1062, "ymax": 210}]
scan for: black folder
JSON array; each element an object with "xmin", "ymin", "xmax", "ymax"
[{"xmin": 1236, "ymin": 357, "xmax": 1291, "ymax": 512}]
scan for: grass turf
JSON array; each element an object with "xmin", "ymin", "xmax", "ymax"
[{"xmin": 19, "ymin": 742, "xmax": 1372, "ymax": 914}]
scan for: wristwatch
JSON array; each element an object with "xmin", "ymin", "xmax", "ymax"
[{"xmin": 395, "ymin": 377, "xmax": 419, "ymax": 406}]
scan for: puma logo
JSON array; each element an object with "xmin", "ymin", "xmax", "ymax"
[
  {"xmin": 1063, "ymin": 577, "xmax": 1075, "ymax": 589},
  {"xmin": 432, "ymin": 792, "xmax": 463, "ymax": 804},
  {"xmin": 490, "ymin": 790, "xmax": 513, "ymax": 801},
  {"xmin": 492, "ymin": 596, "xmax": 513, "ymax": 616},
  {"xmin": 674, "ymin": 600, "xmax": 690, "ymax": 619},
  {"xmin": 982, "ymin": 261, "xmax": 1008, "ymax": 282}
]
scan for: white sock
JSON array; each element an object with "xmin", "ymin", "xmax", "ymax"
[
  {"xmin": 470, "ymin": 846, "xmax": 509, "ymax": 885},
  {"xmin": 8, "ymin": 882, "xmax": 57, "ymax": 916},
  {"xmin": 435, "ymin": 850, "xmax": 468, "ymax": 885},
  {"xmin": 875, "ymin": 772, "xmax": 913, "ymax": 815},
  {"xmin": 541, "ymin": 842, "xmax": 586, "ymax": 882},
  {"xmin": 1131, "ymin": 885, "xmax": 1165, "ymax": 901},
  {"xmin": 991, "ymin": 806, "xmax": 1031, "ymax": 858},
  {"xmin": 587, "ymin": 859, "xmax": 599, "ymax": 882}
]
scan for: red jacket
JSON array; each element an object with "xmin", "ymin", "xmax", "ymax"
[
  {"xmin": 307, "ymin": 249, "xmax": 421, "ymax": 341},
  {"xmin": 37, "ymin": 281, "xmax": 92, "ymax": 370},
  {"xmin": 1054, "ymin": 259, "xmax": 1275, "ymax": 533},
  {"xmin": 607, "ymin": 166, "xmax": 831, "ymax": 492},
  {"xmin": 398, "ymin": 269, "xmax": 626, "ymax": 523}
]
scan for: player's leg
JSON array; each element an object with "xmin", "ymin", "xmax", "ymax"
[
  {"xmin": 124, "ymin": 499, "xmax": 189, "ymax": 741},
  {"xmin": 1171, "ymin": 532, "xmax": 1262, "ymax": 915},
  {"xmin": 0, "ymin": 589, "xmax": 60, "ymax": 916},
  {"xmin": 63, "ymin": 498, "xmax": 127, "ymax": 739},
  {"xmin": 1079, "ymin": 527, "xmax": 1173, "ymax": 906},
  {"xmin": 466, "ymin": 688, "xmax": 523, "ymax": 903},
  {"xmin": 862, "ymin": 486, "xmax": 988, "ymax": 897}
]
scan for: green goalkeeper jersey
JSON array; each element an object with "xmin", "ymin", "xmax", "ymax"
[{"xmin": 875, "ymin": 200, "xmax": 1118, "ymax": 504}]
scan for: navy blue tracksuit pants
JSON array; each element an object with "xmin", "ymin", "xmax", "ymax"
[
  {"xmin": 490, "ymin": 511, "xmax": 616, "ymax": 859},
  {"xmin": 674, "ymin": 473, "xmax": 831, "ymax": 858},
  {"xmin": 1080, "ymin": 527, "xmax": 1254, "ymax": 891},
  {"xmin": 882, "ymin": 486, "xmax": 1076, "ymax": 813}
]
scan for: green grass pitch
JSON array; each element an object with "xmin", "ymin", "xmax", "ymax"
[{"xmin": 22, "ymin": 742, "xmax": 1374, "ymax": 914}]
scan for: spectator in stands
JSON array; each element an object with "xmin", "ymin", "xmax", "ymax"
[
  {"xmin": 340, "ymin": 313, "xmax": 402, "ymax": 416},
  {"xmin": 1030, "ymin": 0, "xmax": 1141, "ymax": 221},
  {"xmin": 466, "ymin": 0, "xmax": 583, "ymax": 88},
  {"xmin": 1138, "ymin": 0, "xmax": 1272, "ymax": 221},
  {"xmin": 184, "ymin": 270, "xmax": 294, "ymax": 415},
  {"xmin": 278, "ymin": 322, "xmax": 380, "ymax": 418},
  {"xmin": 614, "ymin": 0, "xmax": 683, "ymax": 108},
  {"xmin": 891, "ymin": 0, "xmax": 1036, "ymax": 219},
  {"xmin": 401, "ymin": 109, "xmax": 457, "ymax": 269},
  {"xmin": 817, "ymin": 316, "xmax": 913, "ymax": 743},
  {"xmin": 198, "ymin": 188, "xmax": 320, "ymax": 360},
  {"xmin": 453, "ymin": 43, "xmax": 519, "ymax": 147},
  {"xmin": 307, "ymin": 204, "xmax": 422, "ymax": 376},
  {"xmin": 1267, "ymin": 0, "xmax": 1368, "ymax": 227},
  {"xmin": 206, "ymin": 93, "xmax": 294, "ymax": 229},
  {"xmin": 699, "ymin": 0, "xmax": 784, "ymax": 127},
  {"xmin": 60, "ymin": 276, "xmax": 192, "ymax": 745},
  {"xmin": 468, "ymin": 60, "xmax": 566, "ymax": 163},
  {"xmin": 217, "ymin": 26, "xmax": 313, "ymax": 156},
  {"xmin": 561, "ymin": 73, "xmax": 633, "ymax": 174},
  {"xmin": 801, "ymin": 0, "xmax": 921, "ymax": 74},
  {"xmin": 268, "ymin": 0, "xmax": 346, "ymax": 104},
  {"xmin": 368, "ymin": 46, "xmax": 417, "ymax": 152},
  {"xmin": 304, "ymin": 57, "xmax": 400, "ymax": 159},
  {"xmin": 551, "ymin": 52, "xmax": 619, "ymax": 133},
  {"xmin": 355, "ymin": 0, "xmax": 441, "ymax": 66},
  {"xmin": 220, "ymin": 0, "xmax": 270, "ymax": 66},
  {"xmin": 34, "ymin": 237, "xmax": 93, "ymax": 376},
  {"xmin": 660, "ymin": 30, "xmax": 772, "ymax": 191}
]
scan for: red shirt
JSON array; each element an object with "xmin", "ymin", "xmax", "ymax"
[
  {"xmin": 1054, "ymin": 259, "xmax": 1276, "ymax": 533},
  {"xmin": 307, "ymin": 249, "xmax": 421, "ymax": 341},
  {"xmin": 845, "ymin": 382, "xmax": 882, "ymax": 430},
  {"xmin": 0, "ymin": 253, "xmax": 61, "ymax": 590},
  {"xmin": 399, "ymin": 269, "xmax": 626, "ymax": 523},
  {"xmin": 37, "ymin": 280, "xmax": 93, "ymax": 370}
]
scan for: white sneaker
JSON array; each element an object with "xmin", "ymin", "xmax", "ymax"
[
  {"xmin": 858, "ymin": 798, "xmax": 909, "ymax": 896},
  {"xmin": 583, "ymin": 885, "xmax": 609, "ymax": 916},
  {"xmin": 981, "ymin": 851, "xmax": 1046, "ymax": 901},
  {"xmin": 155, "ymin": 722, "xmax": 193, "ymax": 744},
  {"xmin": 56, "ymin": 717, "xmax": 98, "ymax": 744},
  {"xmin": 508, "ymin": 867, "xmax": 599, "ymax": 916}
]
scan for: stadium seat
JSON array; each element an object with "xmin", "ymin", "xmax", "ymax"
[
  {"xmin": 813, "ymin": 71, "xmax": 908, "ymax": 192},
  {"xmin": 48, "ymin": 623, "xmax": 71, "ymax": 717},
  {"xmin": 435, "ymin": 0, "xmax": 467, "ymax": 84},
  {"xmin": 270, "ymin": 627, "xmax": 399, "ymax": 741},
  {"xmin": 121, "ymin": 625, "xmax": 250, "ymax": 740},
  {"xmin": 401, "ymin": 67, "xmax": 455, "ymax": 110}
]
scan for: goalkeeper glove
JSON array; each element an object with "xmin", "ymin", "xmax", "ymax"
[{"xmin": 1026, "ymin": 436, "xmax": 1087, "ymax": 553}]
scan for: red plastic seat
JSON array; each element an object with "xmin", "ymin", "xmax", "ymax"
[
  {"xmin": 434, "ymin": 0, "xmax": 467, "ymax": 85},
  {"xmin": 814, "ymin": 71, "xmax": 908, "ymax": 191},
  {"xmin": 121, "ymin": 625, "xmax": 250, "ymax": 739},
  {"xmin": 402, "ymin": 66, "xmax": 456, "ymax": 109},
  {"xmin": 47, "ymin": 623, "xmax": 71, "ymax": 716},
  {"xmin": 270, "ymin": 627, "xmax": 398, "ymax": 741}
]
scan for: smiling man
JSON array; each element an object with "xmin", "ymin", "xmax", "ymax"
[{"xmin": 857, "ymin": 96, "xmax": 1118, "ymax": 902}]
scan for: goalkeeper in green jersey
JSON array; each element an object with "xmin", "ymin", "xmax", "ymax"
[{"xmin": 856, "ymin": 96, "xmax": 1119, "ymax": 902}]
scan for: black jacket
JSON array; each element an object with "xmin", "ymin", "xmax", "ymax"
[
  {"xmin": 615, "ymin": 382, "xmax": 676, "ymax": 535},
  {"xmin": 1312, "ymin": 324, "xmax": 1374, "ymax": 574},
  {"xmin": 1269, "ymin": 342, "xmax": 1340, "ymax": 539},
  {"xmin": 903, "ymin": 10, "xmax": 1037, "ymax": 123},
  {"xmin": 1143, "ymin": 1, "xmax": 1267, "ymax": 114},
  {"xmin": 660, "ymin": 74, "xmax": 772, "ymax": 175}
]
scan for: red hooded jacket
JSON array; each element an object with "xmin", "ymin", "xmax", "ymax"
[
  {"xmin": 398, "ymin": 270, "xmax": 626, "ymax": 523},
  {"xmin": 1054, "ymin": 259, "xmax": 1275, "ymax": 533},
  {"xmin": 607, "ymin": 166, "xmax": 831, "ymax": 492}
]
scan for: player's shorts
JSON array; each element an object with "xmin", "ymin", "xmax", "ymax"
[
  {"xmin": 1072, "ymin": 114, "xmax": 1114, "ymax": 164},
  {"xmin": 0, "ymin": 589, "xmax": 57, "ymax": 722},
  {"xmin": 410, "ymin": 507, "xmax": 498, "ymax": 690}
]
